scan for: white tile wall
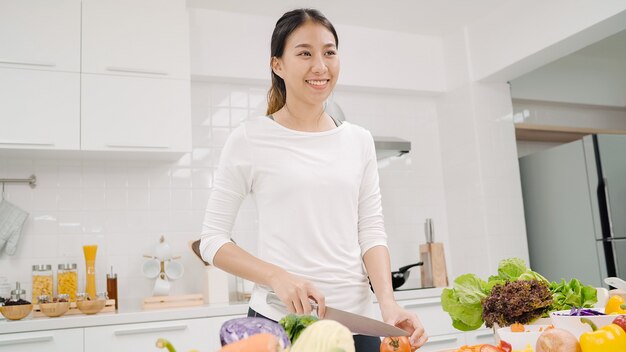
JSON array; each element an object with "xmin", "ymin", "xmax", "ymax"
[{"xmin": 0, "ymin": 81, "xmax": 447, "ymax": 304}]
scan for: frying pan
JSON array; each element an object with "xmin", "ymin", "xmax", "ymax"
[
  {"xmin": 369, "ymin": 262, "xmax": 424, "ymax": 292},
  {"xmin": 392, "ymin": 262, "xmax": 423, "ymax": 290}
]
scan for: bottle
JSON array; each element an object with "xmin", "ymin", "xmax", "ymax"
[
  {"xmin": 83, "ymin": 245, "xmax": 98, "ymax": 299},
  {"xmin": 31, "ymin": 264, "xmax": 53, "ymax": 304},
  {"xmin": 106, "ymin": 266, "xmax": 118, "ymax": 310},
  {"xmin": 57, "ymin": 263, "xmax": 78, "ymax": 302}
]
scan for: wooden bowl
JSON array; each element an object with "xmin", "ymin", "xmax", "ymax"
[
  {"xmin": 76, "ymin": 299, "xmax": 106, "ymax": 315},
  {"xmin": 0, "ymin": 304, "xmax": 33, "ymax": 320},
  {"xmin": 39, "ymin": 301, "xmax": 70, "ymax": 317}
]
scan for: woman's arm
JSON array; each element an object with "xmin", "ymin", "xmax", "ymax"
[
  {"xmin": 363, "ymin": 245, "xmax": 428, "ymax": 350},
  {"xmin": 212, "ymin": 242, "xmax": 325, "ymax": 316}
]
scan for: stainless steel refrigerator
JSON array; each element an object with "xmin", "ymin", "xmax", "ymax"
[{"xmin": 519, "ymin": 134, "xmax": 626, "ymax": 287}]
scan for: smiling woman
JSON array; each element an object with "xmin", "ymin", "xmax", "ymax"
[{"xmin": 197, "ymin": 8, "xmax": 427, "ymax": 352}]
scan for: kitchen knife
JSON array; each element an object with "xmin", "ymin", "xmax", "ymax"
[{"xmin": 266, "ymin": 292, "xmax": 410, "ymax": 337}]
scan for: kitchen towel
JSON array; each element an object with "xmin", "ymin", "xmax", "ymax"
[{"xmin": 0, "ymin": 199, "xmax": 29, "ymax": 256}]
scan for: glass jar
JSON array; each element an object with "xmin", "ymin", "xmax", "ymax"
[
  {"xmin": 32, "ymin": 264, "xmax": 53, "ymax": 304},
  {"xmin": 57, "ymin": 263, "xmax": 78, "ymax": 302}
]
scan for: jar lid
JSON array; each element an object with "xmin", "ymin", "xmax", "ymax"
[
  {"xmin": 58, "ymin": 263, "xmax": 77, "ymax": 270},
  {"xmin": 38, "ymin": 295, "xmax": 51, "ymax": 303},
  {"xmin": 32, "ymin": 264, "xmax": 52, "ymax": 271}
]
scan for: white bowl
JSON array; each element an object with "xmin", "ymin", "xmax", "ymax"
[
  {"xmin": 550, "ymin": 310, "xmax": 625, "ymax": 339},
  {"xmin": 496, "ymin": 324, "xmax": 552, "ymax": 350}
]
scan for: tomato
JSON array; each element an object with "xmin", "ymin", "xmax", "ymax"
[
  {"xmin": 498, "ymin": 340, "xmax": 512, "ymax": 352},
  {"xmin": 479, "ymin": 344, "xmax": 505, "ymax": 352},
  {"xmin": 380, "ymin": 336, "xmax": 411, "ymax": 352}
]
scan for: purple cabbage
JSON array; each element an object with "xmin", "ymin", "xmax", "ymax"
[
  {"xmin": 219, "ymin": 317, "xmax": 290, "ymax": 348},
  {"xmin": 554, "ymin": 307, "xmax": 605, "ymax": 316}
]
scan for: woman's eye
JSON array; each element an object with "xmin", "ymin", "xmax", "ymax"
[
  {"xmin": 298, "ymin": 51, "xmax": 311, "ymax": 57},
  {"xmin": 325, "ymin": 50, "xmax": 337, "ymax": 56}
]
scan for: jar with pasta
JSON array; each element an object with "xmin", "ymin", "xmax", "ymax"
[
  {"xmin": 57, "ymin": 263, "xmax": 78, "ymax": 302},
  {"xmin": 32, "ymin": 264, "xmax": 53, "ymax": 304}
]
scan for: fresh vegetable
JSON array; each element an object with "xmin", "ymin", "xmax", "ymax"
[
  {"xmin": 482, "ymin": 279, "xmax": 553, "ymax": 328},
  {"xmin": 548, "ymin": 279, "xmax": 597, "ymax": 313},
  {"xmin": 553, "ymin": 307, "xmax": 605, "ymax": 316},
  {"xmin": 605, "ymin": 295, "xmax": 626, "ymax": 315},
  {"xmin": 510, "ymin": 323, "xmax": 525, "ymax": 332},
  {"xmin": 219, "ymin": 317, "xmax": 290, "ymax": 348},
  {"xmin": 535, "ymin": 327, "xmax": 580, "ymax": 352},
  {"xmin": 278, "ymin": 314, "xmax": 318, "ymax": 344},
  {"xmin": 218, "ymin": 333, "xmax": 282, "ymax": 352},
  {"xmin": 454, "ymin": 343, "xmax": 509, "ymax": 352},
  {"xmin": 612, "ymin": 315, "xmax": 626, "ymax": 332},
  {"xmin": 579, "ymin": 317, "xmax": 626, "ymax": 352},
  {"xmin": 289, "ymin": 320, "xmax": 354, "ymax": 352},
  {"xmin": 155, "ymin": 338, "xmax": 177, "ymax": 352},
  {"xmin": 442, "ymin": 258, "xmax": 597, "ymax": 331},
  {"xmin": 380, "ymin": 336, "xmax": 411, "ymax": 352}
]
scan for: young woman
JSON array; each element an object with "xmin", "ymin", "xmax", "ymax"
[{"xmin": 199, "ymin": 8, "xmax": 427, "ymax": 351}]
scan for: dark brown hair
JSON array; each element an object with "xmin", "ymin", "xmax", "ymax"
[{"xmin": 266, "ymin": 9, "xmax": 339, "ymax": 115}]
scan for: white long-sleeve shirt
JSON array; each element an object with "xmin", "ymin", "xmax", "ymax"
[{"xmin": 200, "ymin": 116, "xmax": 387, "ymax": 321}]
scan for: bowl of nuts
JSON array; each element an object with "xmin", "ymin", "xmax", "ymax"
[
  {"xmin": 38, "ymin": 294, "xmax": 70, "ymax": 318},
  {"xmin": 76, "ymin": 292, "xmax": 107, "ymax": 315}
]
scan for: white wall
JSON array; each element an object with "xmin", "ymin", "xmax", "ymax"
[
  {"xmin": 190, "ymin": 9, "xmax": 446, "ymax": 93},
  {"xmin": 466, "ymin": 0, "xmax": 626, "ymax": 82}
]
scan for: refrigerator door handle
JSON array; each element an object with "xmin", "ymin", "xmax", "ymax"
[{"xmin": 603, "ymin": 177, "xmax": 616, "ymax": 238}]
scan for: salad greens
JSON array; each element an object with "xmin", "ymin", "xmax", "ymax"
[{"xmin": 441, "ymin": 258, "xmax": 597, "ymax": 331}]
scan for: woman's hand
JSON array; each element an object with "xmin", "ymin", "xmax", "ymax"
[
  {"xmin": 380, "ymin": 301, "xmax": 428, "ymax": 351},
  {"xmin": 268, "ymin": 269, "xmax": 326, "ymax": 317}
]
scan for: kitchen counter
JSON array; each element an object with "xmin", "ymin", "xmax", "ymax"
[{"xmin": 0, "ymin": 287, "xmax": 444, "ymax": 334}]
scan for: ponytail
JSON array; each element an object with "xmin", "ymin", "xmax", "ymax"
[{"xmin": 266, "ymin": 71, "xmax": 286, "ymax": 115}]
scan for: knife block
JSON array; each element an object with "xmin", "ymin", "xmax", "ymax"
[
  {"xmin": 419, "ymin": 242, "xmax": 448, "ymax": 288},
  {"xmin": 203, "ymin": 265, "xmax": 229, "ymax": 304}
]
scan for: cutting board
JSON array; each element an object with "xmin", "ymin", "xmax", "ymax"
[{"xmin": 420, "ymin": 242, "xmax": 448, "ymax": 287}]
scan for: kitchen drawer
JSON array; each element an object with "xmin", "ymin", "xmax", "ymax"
[
  {"xmin": 84, "ymin": 315, "xmax": 240, "ymax": 352},
  {"xmin": 0, "ymin": 328, "xmax": 83, "ymax": 352},
  {"xmin": 399, "ymin": 297, "xmax": 456, "ymax": 337},
  {"xmin": 464, "ymin": 328, "xmax": 495, "ymax": 346},
  {"xmin": 417, "ymin": 333, "xmax": 465, "ymax": 352}
]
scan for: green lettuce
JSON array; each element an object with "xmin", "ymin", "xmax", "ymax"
[{"xmin": 440, "ymin": 257, "xmax": 596, "ymax": 331}]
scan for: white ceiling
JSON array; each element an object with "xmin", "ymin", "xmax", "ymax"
[{"xmin": 186, "ymin": 0, "xmax": 508, "ymax": 36}]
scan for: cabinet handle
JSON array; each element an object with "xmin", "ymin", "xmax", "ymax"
[
  {"xmin": 0, "ymin": 59, "xmax": 56, "ymax": 67},
  {"xmin": 0, "ymin": 335, "xmax": 54, "ymax": 346},
  {"xmin": 403, "ymin": 300, "xmax": 440, "ymax": 309},
  {"xmin": 113, "ymin": 324, "xmax": 188, "ymax": 336},
  {"xmin": 475, "ymin": 332, "xmax": 494, "ymax": 339},
  {"xmin": 106, "ymin": 144, "xmax": 169, "ymax": 149},
  {"xmin": 426, "ymin": 335, "xmax": 459, "ymax": 344},
  {"xmin": 0, "ymin": 141, "xmax": 54, "ymax": 146},
  {"xmin": 106, "ymin": 66, "xmax": 168, "ymax": 76}
]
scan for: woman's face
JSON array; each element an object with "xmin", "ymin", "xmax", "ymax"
[{"xmin": 272, "ymin": 21, "xmax": 340, "ymax": 106}]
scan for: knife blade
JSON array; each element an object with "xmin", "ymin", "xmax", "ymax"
[{"xmin": 266, "ymin": 292, "xmax": 409, "ymax": 337}]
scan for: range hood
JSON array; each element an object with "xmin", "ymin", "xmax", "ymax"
[{"xmin": 325, "ymin": 100, "xmax": 411, "ymax": 160}]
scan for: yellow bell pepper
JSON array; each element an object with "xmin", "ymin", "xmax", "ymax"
[
  {"xmin": 579, "ymin": 318, "xmax": 626, "ymax": 352},
  {"xmin": 605, "ymin": 295, "xmax": 626, "ymax": 315}
]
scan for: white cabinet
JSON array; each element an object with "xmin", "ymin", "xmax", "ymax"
[
  {"xmin": 0, "ymin": 0, "xmax": 191, "ymax": 154},
  {"xmin": 0, "ymin": 0, "xmax": 80, "ymax": 72},
  {"xmin": 81, "ymin": 0, "xmax": 189, "ymax": 79},
  {"xmin": 81, "ymin": 74, "xmax": 191, "ymax": 152},
  {"xmin": 0, "ymin": 68, "xmax": 80, "ymax": 149},
  {"xmin": 465, "ymin": 328, "xmax": 496, "ymax": 346},
  {"xmin": 84, "ymin": 315, "xmax": 239, "ymax": 352},
  {"xmin": 0, "ymin": 328, "xmax": 83, "ymax": 352},
  {"xmin": 400, "ymin": 297, "xmax": 456, "ymax": 337},
  {"xmin": 419, "ymin": 333, "xmax": 465, "ymax": 352}
]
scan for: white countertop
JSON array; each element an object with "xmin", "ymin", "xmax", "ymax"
[{"xmin": 1, "ymin": 287, "xmax": 444, "ymax": 334}]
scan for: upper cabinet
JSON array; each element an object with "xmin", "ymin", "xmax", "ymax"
[
  {"xmin": 82, "ymin": 0, "xmax": 189, "ymax": 79},
  {"xmin": 0, "ymin": 0, "xmax": 191, "ymax": 155},
  {"xmin": 0, "ymin": 0, "xmax": 81, "ymax": 72}
]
